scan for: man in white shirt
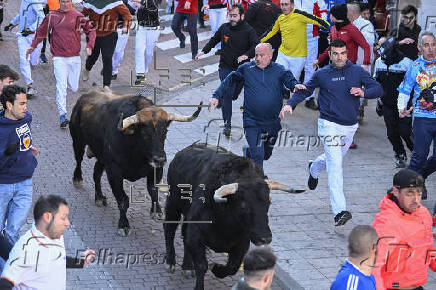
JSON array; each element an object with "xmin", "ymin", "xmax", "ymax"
[{"xmin": 0, "ymin": 195, "xmax": 95, "ymax": 290}]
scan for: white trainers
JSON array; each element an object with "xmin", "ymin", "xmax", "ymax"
[{"xmin": 82, "ymin": 69, "xmax": 90, "ymax": 81}]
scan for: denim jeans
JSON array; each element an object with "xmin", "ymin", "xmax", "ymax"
[
  {"xmin": 409, "ymin": 117, "xmax": 436, "ymax": 179},
  {"xmin": 0, "ymin": 178, "xmax": 33, "ymax": 244},
  {"xmin": 244, "ymin": 126, "xmax": 279, "ymax": 170}
]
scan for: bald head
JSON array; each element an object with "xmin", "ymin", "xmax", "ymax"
[
  {"xmin": 255, "ymin": 43, "xmax": 273, "ymax": 69},
  {"xmin": 348, "ymin": 225, "xmax": 378, "ymax": 259}
]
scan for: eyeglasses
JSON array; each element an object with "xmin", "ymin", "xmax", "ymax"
[{"xmin": 402, "ymin": 15, "xmax": 415, "ymax": 21}]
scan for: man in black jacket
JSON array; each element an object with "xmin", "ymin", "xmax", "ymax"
[
  {"xmin": 245, "ymin": 0, "xmax": 281, "ymax": 62},
  {"xmin": 195, "ymin": 3, "xmax": 258, "ymax": 137},
  {"xmin": 389, "ymin": 5, "xmax": 421, "ymax": 61}
]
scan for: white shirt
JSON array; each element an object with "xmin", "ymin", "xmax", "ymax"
[
  {"xmin": 1, "ymin": 224, "xmax": 67, "ymax": 290},
  {"xmin": 353, "ymin": 16, "xmax": 375, "ymax": 66}
]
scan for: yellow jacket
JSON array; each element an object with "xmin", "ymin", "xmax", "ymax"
[{"xmin": 261, "ymin": 9, "xmax": 329, "ymax": 57}]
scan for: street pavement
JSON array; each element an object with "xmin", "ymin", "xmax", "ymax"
[{"xmin": 1, "ymin": 1, "xmax": 436, "ymax": 289}]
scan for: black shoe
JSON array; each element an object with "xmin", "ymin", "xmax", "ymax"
[
  {"xmin": 422, "ymin": 181, "xmax": 427, "ymax": 200},
  {"xmin": 305, "ymin": 98, "xmax": 319, "ymax": 110},
  {"xmin": 60, "ymin": 118, "xmax": 70, "ymax": 129},
  {"xmin": 308, "ymin": 162, "xmax": 318, "ymax": 190},
  {"xmin": 395, "ymin": 153, "xmax": 407, "ymax": 168},
  {"xmin": 111, "ymin": 74, "xmax": 117, "ymax": 80},
  {"xmin": 334, "ymin": 211, "xmax": 352, "ymax": 226},
  {"xmin": 135, "ymin": 75, "xmax": 145, "ymax": 85},
  {"xmin": 180, "ymin": 38, "xmax": 186, "ymax": 48},
  {"xmin": 223, "ymin": 127, "xmax": 231, "ymax": 137}
]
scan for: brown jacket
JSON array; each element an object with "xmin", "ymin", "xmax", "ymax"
[{"xmin": 82, "ymin": 4, "xmax": 132, "ymax": 37}]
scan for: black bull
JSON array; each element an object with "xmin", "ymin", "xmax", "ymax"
[
  {"xmin": 69, "ymin": 88, "xmax": 202, "ymax": 236},
  {"xmin": 164, "ymin": 143, "xmax": 304, "ymax": 290}
]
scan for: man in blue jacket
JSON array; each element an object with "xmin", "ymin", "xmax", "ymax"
[
  {"xmin": 280, "ymin": 39, "xmax": 383, "ymax": 226},
  {"xmin": 0, "ymin": 85, "xmax": 38, "ymax": 248},
  {"xmin": 210, "ymin": 43, "xmax": 306, "ymax": 170}
]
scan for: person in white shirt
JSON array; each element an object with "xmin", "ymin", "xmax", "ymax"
[{"xmin": 0, "ymin": 195, "xmax": 95, "ymax": 290}]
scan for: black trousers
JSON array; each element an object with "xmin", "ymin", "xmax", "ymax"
[
  {"xmin": 85, "ymin": 32, "xmax": 118, "ymax": 87},
  {"xmin": 171, "ymin": 12, "xmax": 198, "ymax": 57},
  {"xmin": 383, "ymin": 105, "xmax": 413, "ymax": 156}
]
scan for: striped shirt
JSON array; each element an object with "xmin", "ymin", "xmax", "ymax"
[{"xmin": 331, "ymin": 260, "xmax": 376, "ymax": 290}]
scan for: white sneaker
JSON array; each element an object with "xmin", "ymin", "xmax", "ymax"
[
  {"xmin": 82, "ymin": 69, "xmax": 90, "ymax": 81},
  {"xmin": 27, "ymin": 87, "xmax": 38, "ymax": 96}
]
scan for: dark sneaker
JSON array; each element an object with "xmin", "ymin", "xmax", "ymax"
[
  {"xmin": 111, "ymin": 74, "xmax": 117, "ymax": 80},
  {"xmin": 223, "ymin": 127, "xmax": 231, "ymax": 137},
  {"xmin": 135, "ymin": 75, "xmax": 146, "ymax": 85},
  {"xmin": 305, "ymin": 98, "xmax": 319, "ymax": 110},
  {"xmin": 40, "ymin": 53, "xmax": 48, "ymax": 63},
  {"xmin": 422, "ymin": 181, "xmax": 427, "ymax": 200},
  {"xmin": 334, "ymin": 211, "xmax": 352, "ymax": 226},
  {"xmin": 308, "ymin": 162, "xmax": 318, "ymax": 190},
  {"xmin": 60, "ymin": 115, "xmax": 69, "ymax": 129},
  {"xmin": 395, "ymin": 153, "xmax": 407, "ymax": 168}
]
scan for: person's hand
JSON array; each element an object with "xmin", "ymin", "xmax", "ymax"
[
  {"xmin": 399, "ymin": 38, "xmax": 414, "ymax": 45},
  {"xmin": 184, "ymin": 1, "xmax": 191, "ymax": 10},
  {"xmin": 4, "ymin": 24, "xmax": 13, "ymax": 31},
  {"xmin": 237, "ymin": 55, "xmax": 249, "ymax": 63},
  {"xmin": 280, "ymin": 105, "xmax": 293, "ymax": 119},
  {"xmin": 195, "ymin": 51, "xmax": 204, "ymax": 60},
  {"xmin": 31, "ymin": 146, "xmax": 38, "ymax": 157},
  {"xmin": 312, "ymin": 60, "xmax": 319, "ymax": 70},
  {"xmin": 350, "ymin": 87, "xmax": 364, "ymax": 97},
  {"xmin": 209, "ymin": 98, "xmax": 219, "ymax": 111},
  {"xmin": 293, "ymin": 84, "xmax": 306, "ymax": 93},
  {"xmin": 86, "ymin": 47, "xmax": 92, "ymax": 56},
  {"xmin": 26, "ymin": 47, "xmax": 34, "ymax": 60},
  {"xmin": 82, "ymin": 249, "xmax": 96, "ymax": 267},
  {"xmin": 399, "ymin": 107, "xmax": 413, "ymax": 118},
  {"xmin": 201, "ymin": 4, "xmax": 209, "ymax": 12},
  {"xmin": 122, "ymin": 27, "xmax": 128, "ymax": 34}
]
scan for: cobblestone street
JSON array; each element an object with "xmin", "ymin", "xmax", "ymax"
[{"xmin": 1, "ymin": 1, "xmax": 436, "ymax": 289}]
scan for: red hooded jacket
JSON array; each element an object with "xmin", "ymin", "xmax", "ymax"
[
  {"xmin": 372, "ymin": 194, "xmax": 436, "ymax": 289},
  {"xmin": 318, "ymin": 22, "xmax": 371, "ymax": 65}
]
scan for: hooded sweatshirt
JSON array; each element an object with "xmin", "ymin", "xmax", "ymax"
[
  {"xmin": 289, "ymin": 60, "xmax": 383, "ymax": 125},
  {"xmin": 372, "ymin": 194, "xmax": 436, "ymax": 289},
  {"xmin": 0, "ymin": 111, "xmax": 37, "ymax": 184}
]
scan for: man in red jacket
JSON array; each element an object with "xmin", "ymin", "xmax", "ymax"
[
  {"xmin": 171, "ymin": 0, "xmax": 199, "ymax": 59},
  {"xmin": 27, "ymin": 0, "xmax": 96, "ymax": 128},
  {"xmin": 372, "ymin": 169, "xmax": 436, "ymax": 290}
]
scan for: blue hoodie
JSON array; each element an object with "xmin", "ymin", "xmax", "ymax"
[
  {"xmin": 0, "ymin": 111, "xmax": 37, "ymax": 184},
  {"xmin": 213, "ymin": 60, "xmax": 299, "ymax": 130},
  {"xmin": 331, "ymin": 260, "xmax": 376, "ymax": 290},
  {"xmin": 289, "ymin": 60, "xmax": 383, "ymax": 125}
]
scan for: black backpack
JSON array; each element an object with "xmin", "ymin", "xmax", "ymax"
[{"xmin": 378, "ymin": 37, "xmax": 404, "ymax": 67}]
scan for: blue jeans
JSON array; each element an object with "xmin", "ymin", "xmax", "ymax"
[
  {"xmin": 244, "ymin": 127, "xmax": 278, "ymax": 169},
  {"xmin": 171, "ymin": 12, "xmax": 198, "ymax": 57},
  {"xmin": 219, "ymin": 67, "xmax": 233, "ymax": 128},
  {"xmin": 409, "ymin": 117, "xmax": 436, "ymax": 179},
  {"xmin": 0, "ymin": 178, "xmax": 33, "ymax": 244}
]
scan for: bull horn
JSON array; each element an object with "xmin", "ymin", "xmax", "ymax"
[
  {"xmin": 167, "ymin": 102, "xmax": 203, "ymax": 122},
  {"xmin": 265, "ymin": 180, "xmax": 305, "ymax": 194},
  {"xmin": 214, "ymin": 183, "xmax": 238, "ymax": 203},
  {"xmin": 117, "ymin": 112, "xmax": 140, "ymax": 132}
]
